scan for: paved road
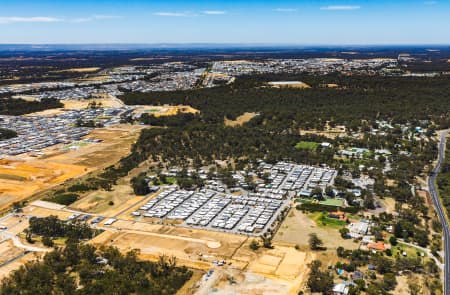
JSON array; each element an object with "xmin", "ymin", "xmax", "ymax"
[
  {"xmin": 0, "ymin": 230, "xmax": 50, "ymax": 252},
  {"xmin": 428, "ymin": 130, "xmax": 450, "ymax": 295}
]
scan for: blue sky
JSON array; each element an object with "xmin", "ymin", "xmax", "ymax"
[{"xmin": 0, "ymin": 0, "xmax": 448, "ymax": 44}]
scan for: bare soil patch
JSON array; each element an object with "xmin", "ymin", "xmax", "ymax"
[
  {"xmin": 134, "ymin": 105, "xmax": 199, "ymax": 117},
  {"xmin": 224, "ymin": 112, "xmax": 257, "ymax": 127},
  {"xmin": 53, "ymin": 67, "xmax": 100, "ymax": 73},
  {"xmin": 274, "ymin": 208, "xmax": 359, "ymax": 250}
]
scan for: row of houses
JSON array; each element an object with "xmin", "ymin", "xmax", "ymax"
[
  {"xmin": 0, "ymin": 106, "xmax": 133, "ymax": 156},
  {"xmin": 210, "ymin": 58, "xmax": 398, "ymax": 78},
  {"xmin": 132, "ymin": 186, "xmax": 287, "ymax": 236}
]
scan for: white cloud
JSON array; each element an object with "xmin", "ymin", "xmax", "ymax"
[
  {"xmin": 154, "ymin": 12, "xmax": 192, "ymax": 17},
  {"xmin": 72, "ymin": 15, "xmax": 121, "ymax": 23},
  {"xmin": 320, "ymin": 5, "xmax": 361, "ymax": 11},
  {"xmin": 273, "ymin": 8, "xmax": 297, "ymax": 12},
  {"xmin": 202, "ymin": 10, "xmax": 226, "ymax": 15},
  {"xmin": 0, "ymin": 15, "xmax": 122, "ymax": 24},
  {"xmin": 0, "ymin": 16, "xmax": 63, "ymax": 24}
]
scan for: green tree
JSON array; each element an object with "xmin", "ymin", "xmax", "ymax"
[
  {"xmin": 308, "ymin": 233, "xmax": 324, "ymax": 250},
  {"xmin": 249, "ymin": 239, "xmax": 260, "ymax": 251},
  {"xmin": 307, "ymin": 260, "xmax": 333, "ymax": 294},
  {"xmin": 339, "ymin": 227, "xmax": 350, "ymax": 239},
  {"xmin": 382, "ymin": 273, "xmax": 397, "ymax": 291}
]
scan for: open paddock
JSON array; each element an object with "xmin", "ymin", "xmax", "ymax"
[
  {"xmin": 134, "ymin": 105, "xmax": 199, "ymax": 117},
  {"xmin": 70, "ymin": 184, "xmax": 139, "ymax": 215},
  {"xmin": 0, "ymin": 159, "xmax": 89, "ymax": 211},
  {"xmin": 53, "ymin": 67, "xmax": 100, "ymax": 73},
  {"xmin": 48, "ymin": 125, "xmax": 143, "ymax": 167},
  {"xmin": 62, "ymin": 97, "xmax": 124, "ymax": 110},
  {"xmin": 274, "ymin": 208, "xmax": 359, "ymax": 250},
  {"xmin": 90, "ymin": 227, "xmax": 246, "ymax": 270},
  {"xmin": 22, "ymin": 205, "xmax": 74, "ymax": 220},
  {"xmin": 98, "ymin": 221, "xmax": 247, "ymax": 257}
]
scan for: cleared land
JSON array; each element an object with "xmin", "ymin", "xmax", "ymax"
[
  {"xmin": 70, "ymin": 185, "xmax": 142, "ymax": 215},
  {"xmin": 224, "ymin": 112, "xmax": 257, "ymax": 127},
  {"xmin": 75, "ymin": 75, "xmax": 111, "ymax": 83},
  {"xmin": 9, "ymin": 199, "xmax": 315, "ymax": 292},
  {"xmin": 89, "ymin": 225, "xmax": 247, "ymax": 270},
  {"xmin": 207, "ymin": 241, "xmax": 313, "ymax": 295},
  {"xmin": 207, "ymin": 269, "xmax": 292, "ymax": 295},
  {"xmin": 134, "ymin": 105, "xmax": 199, "ymax": 117},
  {"xmin": 0, "ymin": 125, "xmax": 142, "ymax": 212},
  {"xmin": 52, "ymin": 67, "xmax": 100, "ymax": 73},
  {"xmin": 268, "ymin": 81, "xmax": 311, "ymax": 89},
  {"xmin": 0, "ymin": 240, "xmax": 23, "ymax": 265},
  {"xmin": 23, "ymin": 97, "xmax": 124, "ymax": 117},
  {"xmin": 62, "ymin": 97, "xmax": 124, "ymax": 109},
  {"xmin": 0, "ymin": 159, "xmax": 89, "ymax": 211},
  {"xmin": 274, "ymin": 208, "xmax": 359, "ymax": 250},
  {"xmin": 48, "ymin": 125, "xmax": 142, "ymax": 167}
]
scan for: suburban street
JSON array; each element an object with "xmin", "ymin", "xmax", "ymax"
[{"xmin": 428, "ymin": 130, "xmax": 450, "ymax": 295}]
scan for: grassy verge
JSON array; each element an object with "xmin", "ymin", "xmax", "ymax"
[{"xmin": 308, "ymin": 212, "xmax": 347, "ymax": 228}]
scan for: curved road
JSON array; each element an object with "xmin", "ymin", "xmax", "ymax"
[{"xmin": 428, "ymin": 130, "xmax": 450, "ymax": 295}]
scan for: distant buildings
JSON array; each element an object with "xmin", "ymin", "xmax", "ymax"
[{"xmin": 0, "ymin": 106, "xmax": 134, "ymax": 156}]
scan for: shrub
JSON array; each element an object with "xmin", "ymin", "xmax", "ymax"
[{"xmin": 47, "ymin": 193, "xmax": 79, "ymax": 206}]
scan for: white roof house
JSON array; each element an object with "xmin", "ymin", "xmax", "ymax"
[{"xmin": 333, "ymin": 281, "xmax": 356, "ymax": 295}]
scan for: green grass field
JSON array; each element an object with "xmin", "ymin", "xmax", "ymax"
[
  {"xmin": 295, "ymin": 141, "xmax": 319, "ymax": 150},
  {"xmin": 392, "ymin": 242, "xmax": 426, "ymax": 258},
  {"xmin": 309, "ymin": 212, "xmax": 347, "ymax": 228},
  {"xmin": 320, "ymin": 198, "xmax": 345, "ymax": 207}
]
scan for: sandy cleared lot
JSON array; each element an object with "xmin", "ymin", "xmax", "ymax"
[
  {"xmin": 70, "ymin": 184, "xmax": 140, "ymax": 215},
  {"xmin": 62, "ymin": 97, "xmax": 124, "ymax": 110},
  {"xmin": 204, "ymin": 241, "xmax": 313, "ymax": 295},
  {"xmin": 22, "ymin": 206, "xmax": 73, "ymax": 220},
  {"xmin": 24, "ymin": 97, "xmax": 124, "ymax": 117},
  {"xmin": 53, "ymin": 67, "xmax": 100, "ymax": 73},
  {"xmin": 268, "ymin": 81, "xmax": 311, "ymax": 89},
  {"xmin": 135, "ymin": 105, "xmax": 199, "ymax": 117},
  {"xmin": 90, "ymin": 225, "xmax": 312, "ymax": 294},
  {"xmin": 90, "ymin": 225, "xmax": 247, "ymax": 270},
  {"xmin": 0, "ymin": 240, "xmax": 23, "ymax": 264},
  {"xmin": 49, "ymin": 125, "xmax": 143, "ymax": 168},
  {"xmin": 75, "ymin": 75, "xmax": 112, "ymax": 83},
  {"xmin": 0, "ymin": 124, "xmax": 141, "ymax": 211},
  {"xmin": 225, "ymin": 112, "xmax": 257, "ymax": 127},
  {"xmin": 0, "ymin": 159, "xmax": 89, "ymax": 211},
  {"xmin": 0, "ymin": 252, "xmax": 40, "ymax": 280},
  {"xmin": 274, "ymin": 208, "xmax": 359, "ymax": 250},
  {"xmin": 380, "ymin": 197, "xmax": 397, "ymax": 215},
  {"xmin": 209, "ymin": 269, "xmax": 292, "ymax": 295},
  {"xmin": 99, "ymin": 221, "xmax": 246, "ymax": 256}
]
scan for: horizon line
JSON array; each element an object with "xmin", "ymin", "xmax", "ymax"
[{"xmin": 0, "ymin": 43, "xmax": 450, "ymax": 47}]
